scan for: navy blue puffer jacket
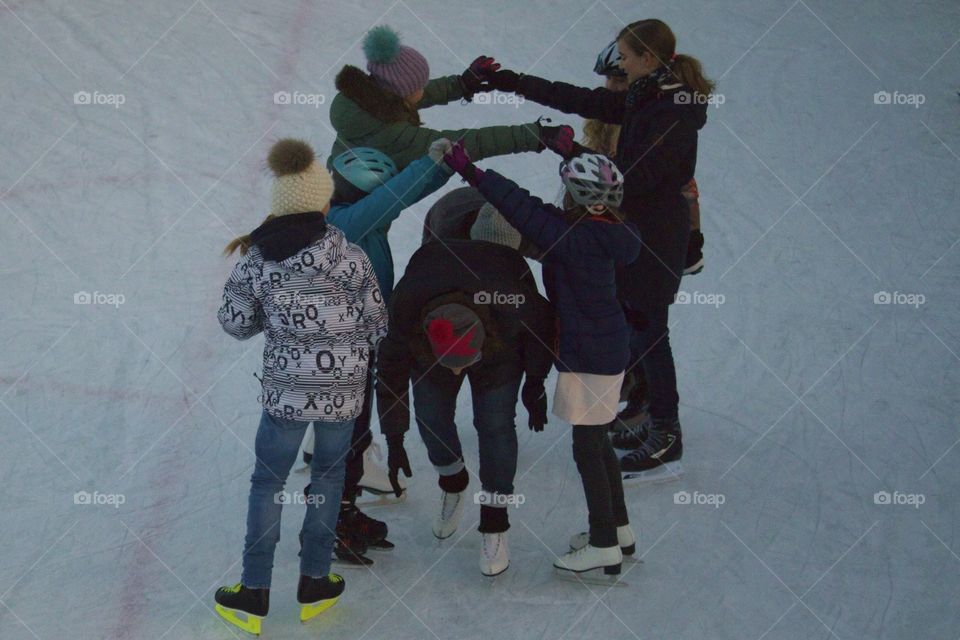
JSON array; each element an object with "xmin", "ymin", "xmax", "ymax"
[{"xmin": 476, "ymin": 170, "xmax": 641, "ymax": 375}]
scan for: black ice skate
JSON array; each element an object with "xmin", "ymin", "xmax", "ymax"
[
  {"xmin": 214, "ymin": 583, "xmax": 269, "ymax": 635},
  {"xmin": 341, "ymin": 502, "xmax": 394, "ymax": 551},
  {"xmin": 619, "ymin": 421, "xmax": 684, "ymax": 484},
  {"xmin": 297, "ymin": 573, "xmax": 345, "ymax": 623}
]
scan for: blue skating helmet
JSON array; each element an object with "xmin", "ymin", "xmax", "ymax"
[
  {"xmin": 332, "ymin": 147, "xmax": 398, "ymax": 193},
  {"xmin": 594, "ymin": 40, "xmax": 626, "ymax": 77}
]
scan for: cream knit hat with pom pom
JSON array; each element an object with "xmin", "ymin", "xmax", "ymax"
[{"xmin": 268, "ymin": 139, "xmax": 334, "ymax": 217}]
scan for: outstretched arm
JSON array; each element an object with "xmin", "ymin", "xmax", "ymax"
[
  {"xmin": 327, "ymin": 154, "xmax": 452, "ymax": 242},
  {"xmin": 417, "ymin": 75, "xmax": 465, "ymax": 109},
  {"xmin": 377, "ymin": 119, "xmax": 542, "ymax": 165},
  {"xmin": 488, "ymin": 71, "xmax": 627, "ymax": 124},
  {"xmin": 475, "ymin": 170, "xmax": 587, "ymax": 263}
]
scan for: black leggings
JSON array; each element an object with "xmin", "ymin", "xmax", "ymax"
[
  {"xmin": 572, "ymin": 426, "xmax": 629, "ymax": 548},
  {"xmin": 342, "ymin": 369, "xmax": 374, "ymax": 503}
]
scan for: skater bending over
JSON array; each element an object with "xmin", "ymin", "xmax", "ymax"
[
  {"xmin": 443, "ymin": 140, "xmax": 640, "ymax": 580},
  {"xmin": 376, "ymin": 222, "xmax": 555, "ymax": 577},
  {"xmin": 214, "ymin": 139, "xmax": 387, "ymax": 633}
]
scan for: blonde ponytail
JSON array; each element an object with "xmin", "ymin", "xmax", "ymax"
[{"xmin": 223, "ymin": 214, "xmax": 276, "ymax": 256}]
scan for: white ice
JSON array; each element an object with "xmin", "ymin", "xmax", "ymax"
[{"xmin": 1, "ymin": 1, "xmax": 958, "ymax": 638}]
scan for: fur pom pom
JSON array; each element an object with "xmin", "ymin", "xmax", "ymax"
[
  {"xmin": 363, "ymin": 25, "xmax": 401, "ymax": 64},
  {"xmin": 268, "ymin": 138, "xmax": 315, "ymax": 177}
]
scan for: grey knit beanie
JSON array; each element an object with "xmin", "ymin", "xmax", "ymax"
[{"xmin": 470, "ymin": 203, "xmax": 522, "ymax": 250}]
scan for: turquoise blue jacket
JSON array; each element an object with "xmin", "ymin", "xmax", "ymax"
[{"xmin": 326, "ymin": 155, "xmax": 451, "ymax": 303}]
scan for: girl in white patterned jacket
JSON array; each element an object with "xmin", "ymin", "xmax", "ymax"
[{"xmin": 213, "ymin": 139, "xmax": 387, "ymax": 634}]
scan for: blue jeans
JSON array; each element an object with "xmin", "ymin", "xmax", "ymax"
[
  {"xmin": 241, "ymin": 410, "xmax": 354, "ymax": 588},
  {"xmin": 411, "ymin": 372, "xmax": 521, "ymax": 497},
  {"xmin": 629, "ymin": 302, "xmax": 679, "ymax": 424}
]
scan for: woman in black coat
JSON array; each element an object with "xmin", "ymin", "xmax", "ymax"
[{"xmin": 485, "ymin": 18, "xmax": 713, "ymax": 479}]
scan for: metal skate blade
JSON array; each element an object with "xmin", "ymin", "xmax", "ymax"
[
  {"xmin": 567, "ymin": 547, "xmax": 643, "ymax": 564},
  {"xmin": 553, "ymin": 567, "xmax": 628, "ymax": 587},
  {"xmin": 355, "ymin": 490, "xmax": 407, "ymax": 508},
  {"xmin": 366, "ymin": 539, "xmax": 395, "ymax": 552},
  {"xmin": 621, "ymin": 461, "xmax": 684, "ymax": 485}
]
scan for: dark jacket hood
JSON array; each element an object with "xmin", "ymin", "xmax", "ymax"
[{"xmin": 250, "ymin": 211, "xmax": 328, "ymax": 262}]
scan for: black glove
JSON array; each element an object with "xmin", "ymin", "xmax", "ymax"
[
  {"xmin": 460, "ymin": 55, "xmax": 501, "ymax": 101},
  {"xmin": 488, "ymin": 69, "xmax": 521, "ymax": 93},
  {"xmin": 385, "ymin": 434, "xmax": 411, "ymax": 497},
  {"xmin": 521, "ymin": 377, "xmax": 548, "ymax": 432}
]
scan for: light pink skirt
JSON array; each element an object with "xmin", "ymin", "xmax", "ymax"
[{"xmin": 552, "ymin": 371, "xmax": 625, "ymax": 426}]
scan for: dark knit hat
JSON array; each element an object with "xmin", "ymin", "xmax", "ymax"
[
  {"xmin": 423, "ymin": 303, "xmax": 485, "ymax": 370},
  {"xmin": 363, "ymin": 25, "xmax": 430, "ymax": 98}
]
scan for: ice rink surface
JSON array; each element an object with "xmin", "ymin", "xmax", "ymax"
[{"xmin": 1, "ymin": 1, "xmax": 958, "ymax": 638}]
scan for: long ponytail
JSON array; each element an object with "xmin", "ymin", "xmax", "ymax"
[
  {"xmin": 223, "ymin": 213, "xmax": 275, "ymax": 256},
  {"xmin": 618, "ymin": 19, "xmax": 715, "ymax": 97},
  {"xmin": 671, "ymin": 54, "xmax": 714, "ymax": 96}
]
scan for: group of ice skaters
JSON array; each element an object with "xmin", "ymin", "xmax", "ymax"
[{"xmin": 213, "ymin": 18, "xmax": 713, "ymax": 635}]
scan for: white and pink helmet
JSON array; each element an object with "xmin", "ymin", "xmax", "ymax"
[{"xmin": 560, "ymin": 153, "xmax": 625, "ymax": 211}]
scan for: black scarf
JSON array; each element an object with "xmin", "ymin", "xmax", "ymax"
[
  {"xmin": 249, "ymin": 212, "xmax": 328, "ymax": 262},
  {"xmin": 625, "ymin": 64, "xmax": 677, "ymax": 109}
]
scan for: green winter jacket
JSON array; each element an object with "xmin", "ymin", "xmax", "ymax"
[{"xmin": 328, "ymin": 65, "xmax": 542, "ymax": 170}]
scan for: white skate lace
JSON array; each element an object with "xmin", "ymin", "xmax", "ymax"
[
  {"xmin": 440, "ymin": 492, "xmax": 459, "ymax": 520},
  {"xmin": 483, "ymin": 534, "xmax": 501, "ymax": 559}
]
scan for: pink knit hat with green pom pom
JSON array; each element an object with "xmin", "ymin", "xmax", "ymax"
[{"xmin": 363, "ymin": 25, "xmax": 429, "ymax": 98}]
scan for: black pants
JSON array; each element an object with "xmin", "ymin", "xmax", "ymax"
[
  {"xmin": 627, "ymin": 302, "xmax": 679, "ymax": 424},
  {"xmin": 572, "ymin": 426, "xmax": 629, "ymax": 548},
  {"xmin": 342, "ymin": 368, "xmax": 374, "ymax": 504}
]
